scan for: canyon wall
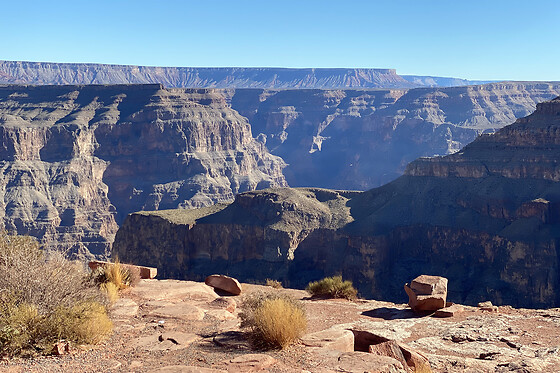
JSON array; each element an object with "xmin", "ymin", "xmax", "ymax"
[
  {"xmin": 231, "ymin": 82, "xmax": 560, "ymax": 188},
  {"xmin": 0, "ymin": 84, "xmax": 286, "ymax": 259},
  {"xmin": 0, "ymin": 61, "xmax": 417, "ymax": 89},
  {"xmin": 114, "ymin": 97, "xmax": 560, "ymax": 308}
]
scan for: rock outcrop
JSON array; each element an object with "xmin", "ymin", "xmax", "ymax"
[
  {"xmin": 0, "ymin": 84, "xmax": 286, "ymax": 258},
  {"xmin": 114, "ymin": 97, "xmax": 560, "ymax": 308}
]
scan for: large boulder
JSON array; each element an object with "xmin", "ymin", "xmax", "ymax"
[
  {"xmin": 205, "ymin": 275, "xmax": 243, "ymax": 295},
  {"xmin": 404, "ymin": 275, "xmax": 448, "ymax": 312}
]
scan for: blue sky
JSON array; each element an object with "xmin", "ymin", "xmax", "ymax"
[{"xmin": 1, "ymin": 0, "xmax": 558, "ymax": 81}]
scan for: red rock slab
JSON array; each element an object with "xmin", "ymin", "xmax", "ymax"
[
  {"xmin": 433, "ymin": 304, "xmax": 465, "ymax": 318},
  {"xmin": 369, "ymin": 340, "xmax": 408, "ymax": 370},
  {"xmin": 301, "ymin": 328, "xmax": 355, "ymax": 352},
  {"xmin": 88, "ymin": 260, "xmax": 157, "ymax": 279},
  {"xmin": 205, "ymin": 274, "xmax": 242, "ymax": 295}
]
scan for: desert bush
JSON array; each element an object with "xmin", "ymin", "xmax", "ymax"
[
  {"xmin": 306, "ymin": 275, "xmax": 358, "ymax": 300},
  {"xmin": 91, "ymin": 257, "xmax": 141, "ymax": 293},
  {"xmin": 240, "ymin": 292, "xmax": 306, "ymax": 349},
  {"xmin": 0, "ymin": 232, "xmax": 111, "ymax": 357},
  {"xmin": 265, "ymin": 279, "xmax": 283, "ymax": 289}
]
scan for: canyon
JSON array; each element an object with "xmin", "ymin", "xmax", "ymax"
[
  {"xmin": 0, "ymin": 70, "xmax": 559, "ymax": 267},
  {"xmin": 0, "ymin": 84, "xmax": 285, "ymax": 258},
  {"xmin": 114, "ymin": 96, "xmax": 560, "ymax": 308}
]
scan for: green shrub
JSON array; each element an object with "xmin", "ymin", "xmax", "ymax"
[
  {"xmin": 0, "ymin": 232, "xmax": 111, "ymax": 357},
  {"xmin": 306, "ymin": 275, "xmax": 358, "ymax": 300},
  {"xmin": 240, "ymin": 292, "xmax": 307, "ymax": 349}
]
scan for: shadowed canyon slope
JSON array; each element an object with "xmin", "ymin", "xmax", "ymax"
[
  {"xmin": 114, "ymin": 96, "xmax": 560, "ymax": 308},
  {"xmin": 0, "ymin": 84, "xmax": 286, "ymax": 258}
]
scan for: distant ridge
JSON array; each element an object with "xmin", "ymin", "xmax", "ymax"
[{"xmin": 0, "ymin": 60, "xmax": 495, "ymax": 89}]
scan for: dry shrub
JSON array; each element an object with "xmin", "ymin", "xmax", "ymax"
[
  {"xmin": 91, "ymin": 257, "xmax": 141, "ymax": 296},
  {"xmin": 240, "ymin": 292, "xmax": 306, "ymax": 349},
  {"xmin": 100, "ymin": 282, "xmax": 119, "ymax": 304},
  {"xmin": 0, "ymin": 232, "xmax": 111, "ymax": 357},
  {"xmin": 306, "ymin": 275, "xmax": 358, "ymax": 300},
  {"xmin": 265, "ymin": 279, "xmax": 283, "ymax": 289},
  {"xmin": 41, "ymin": 301, "xmax": 112, "ymax": 345}
]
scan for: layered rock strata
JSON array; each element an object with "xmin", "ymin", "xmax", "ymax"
[
  {"xmin": 114, "ymin": 97, "xmax": 560, "ymax": 308},
  {"xmin": 0, "ymin": 61, "xmax": 416, "ymax": 89},
  {"xmin": 0, "ymin": 84, "xmax": 286, "ymax": 258},
  {"xmin": 230, "ymin": 82, "xmax": 560, "ymax": 189}
]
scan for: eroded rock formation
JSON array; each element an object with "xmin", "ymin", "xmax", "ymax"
[
  {"xmin": 0, "ymin": 61, "xmax": 416, "ymax": 89},
  {"xmin": 114, "ymin": 97, "xmax": 560, "ymax": 308},
  {"xmin": 230, "ymin": 82, "xmax": 560, "ymax": 188},
  {"xmin": 0, "ymin": 84, "xmax": 286, "ymax": 258}
]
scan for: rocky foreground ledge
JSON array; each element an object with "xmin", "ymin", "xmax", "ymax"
[{"xmin": 2, "ymin": 279, "xmax": 560, "ymax": 372}]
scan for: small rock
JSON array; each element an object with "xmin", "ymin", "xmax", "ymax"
[
  {"xmin": 301, "ymin": 328, "xmax": 355, "ymax": 352},
  {"xmin": 205, "ymin": 275, "xmax": 242, "ymax": 295},
  {"xmin": 478, "ymin": 301, "xmax": 493, "ymax": 308},
  {"xmin": 433, "ymin": 304, "xmax": 464, "ymax": 318}
]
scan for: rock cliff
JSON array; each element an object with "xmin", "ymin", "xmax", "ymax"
[
  {"xmin": 230, "ymin": 82, "xmax": 560, "ymax": 188},
  {"xmin": 0, "ymin": 84, "xmax": 286, "ymax": 258},
  {"xmin": 114, "ymin": 96, "xmax": 560, "ymax": 308},
  {"xmin": 0, "ymin": 61, "xmax": 416, "ymax": 89}
]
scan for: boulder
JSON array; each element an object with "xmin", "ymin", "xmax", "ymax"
[
  {"xmin": 404, "ymin": 275, "xmax": 448, "ymax": 312},
  {"xmin": 205, "ymin": 275, "xmax": 242, "ymax": 295}
]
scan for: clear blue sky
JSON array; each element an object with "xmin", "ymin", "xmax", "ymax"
[{"xmin": 1, "ymin": 0, "xmax": 558, "ymax": 81}]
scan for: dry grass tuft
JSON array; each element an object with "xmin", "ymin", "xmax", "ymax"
[
  {"xmin": 90, "ymin": 257, "xmax": 141, "ymax": 303},
  {"xmin": 265, "ymin": 279, "xmax": 283, "ymax": 289},
  {"xmin": 306, "ymin": 275, "xmax": 358, "ymax": 300},
  {"xmin": 240, "ymin": 292, "xmax": 306, "ymax": 349}
]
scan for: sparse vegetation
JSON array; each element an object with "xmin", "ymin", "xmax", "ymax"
[
  {"xmin": 265, "ymin": 279, "xmax": 283, "ymax": 289},
  {"xmin": 240, "ymin": 292, "xmax": 307, "ymax": 349},
  {"xmin": 0, "ymin": 232, "xmax": 112, "ymax": 357},
  {"xmin": 306, "ymin": 275, "xmax": 358, "ymax": 300},
  {"xmin": 90, "ymin": 257, "xmax": 141, "ymax": 303}
]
